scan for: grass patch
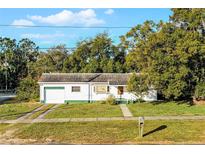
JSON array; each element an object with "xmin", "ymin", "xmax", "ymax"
[
  {"xmin": 13, "ymin": 120, "xmax": 205, "ymax": 144},
  {"xmin": 128, "ymin": 101, "xmax": 205, "ymax": 116},
  {"xmin": 0, "ymin": 103, "xmax": 42, "ymax": 120},
  {"xmin": 26, "ymin": 104, "xmax": 54, "ymax": 119},
  {"xmin": 45, "ymin": 103, "xmax": 122, "ymax": 118}
]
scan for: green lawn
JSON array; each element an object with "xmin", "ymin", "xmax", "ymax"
[
  {"xmin": 128, "ymin": 101, "xmax": 205, "ymax": 116},
  {"xmin": 12, "ymin": 120, "xmax": 205, "ymax": 144},
  {"xmin": 26, "ymin": 104, "xmax": 54, "ymax": 119},
  {"xmin": 0, "ymin": 103, "xmax": 42, "ymax": 120},
  {"xmin": 44, "ymin": 103, "xmax": 123, "ymax": 118}
]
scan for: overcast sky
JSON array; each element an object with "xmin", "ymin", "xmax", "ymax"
[{"xmin": 0, "ymin": 8, "xmax": 172, "ymax": 48}]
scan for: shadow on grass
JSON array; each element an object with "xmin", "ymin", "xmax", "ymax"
[{"xmin": 143, "ymin": 125, "xmax": 167, "ymax": 137}]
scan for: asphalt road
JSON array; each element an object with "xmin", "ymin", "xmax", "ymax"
[{"xmin": 0, "ymin": 95, "xmax": 16, "ymax": 103}]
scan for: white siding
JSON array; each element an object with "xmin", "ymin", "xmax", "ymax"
[
  {"xmin": 90, "ymin": 83, "xmax": 109, "ymax": 101},
  {"xmin": 90, "ymin": 85, "xmax": 157, "ymax": 102},
  {"xmin": 39, "ymin": 82, "xmax": 158, "ymax": 103},
  {"xmin": 40, "ymin": 83, "xmax": 89, "ymax": 103},
  {"xmin": 39, "ymin": 84, "xmax": 44, "ymax": 102},
  {"xmin": 142, "ymin": 90, "xmax": 158, "ymax": 101},
  {"xmin": 66, "ymin": 83, "xmax": 89, "ymax": 101}
]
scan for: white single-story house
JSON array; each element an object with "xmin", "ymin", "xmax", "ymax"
[{"xmin": 38, "ymin": 73, "xmax": 157, "ymax": 104}]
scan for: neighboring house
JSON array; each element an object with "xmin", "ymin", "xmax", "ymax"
[{"xmin": 38, "ymin": 73, "xmax": 157, "ymax": 104}]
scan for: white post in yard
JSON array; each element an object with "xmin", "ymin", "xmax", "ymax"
[{"xmin": 139, "ymin": 116, "xmax": 144, "ymax": 137}]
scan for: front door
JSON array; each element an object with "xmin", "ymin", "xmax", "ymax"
[{"xmin": 117, "ymin": 86, "xmax": 124, "ymax": 95}]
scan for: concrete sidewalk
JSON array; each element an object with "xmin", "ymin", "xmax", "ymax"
[
  {"xmin": 119, "ymin": 104, "xmax": 133, "ymax": 117},
  {"xmin": 2, "ymin": 116, "xmax": 205, "ymax": 124}
]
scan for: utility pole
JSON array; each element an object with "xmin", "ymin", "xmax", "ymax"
[
  {"xmin": 4, "ymin": 60, "xmax": 9, "ymax": 91},
  {"xmin": 5, "ymin": 68, "xmax": 7, "ymax": 91},
  {"xmin": 3, "ymin": 51, "xmax": 9, "ymax": 91}
]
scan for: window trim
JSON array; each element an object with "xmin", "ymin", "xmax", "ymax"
[
  {"xmin": 71, "ymin": 86, "xmax": 81, "ymax": 92},
  {"xmin": 94, "ymin": 85, "xmax": 109, "ymax": 94}
]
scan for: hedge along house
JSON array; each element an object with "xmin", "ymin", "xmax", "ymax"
[{"xmin": 38, "ymin": 73, "xmax": 157, "ymax": 104}]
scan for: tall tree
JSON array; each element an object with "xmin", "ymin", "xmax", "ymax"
[
  {"xmin": 0, "ymin": 37, "xmax": 39, "ymax": 89},
  {"xmin": 29, "ymin": 45, "xmax": 69, "ymax": 78},
  {"xmin": 123, "ymin": 9, "xmax": 205, "ymax": 100},
  {"xmin": 63, "ymin": 33, "xmax": 126, "ymax": 73}
]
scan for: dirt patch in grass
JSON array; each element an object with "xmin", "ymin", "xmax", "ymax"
[{"xmin": 0, "ymin": 124, "xmax": 11, "ymax": 135}]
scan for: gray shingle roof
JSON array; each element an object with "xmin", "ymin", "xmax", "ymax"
[{"xmin": 38, "ymin": 73, "xmax": 136, "ymax": 85}]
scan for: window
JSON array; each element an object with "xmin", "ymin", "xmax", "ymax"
[
  {"xmin": 94, "ymin": 85, "xmax": 109, "ymax": 94},
  {"xmin": 72, "ymin": 86, "xmax": 80, "ymax": 92}
]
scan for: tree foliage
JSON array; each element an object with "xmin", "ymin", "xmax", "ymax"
[
  {"xmin": 194, "ymin": 82, "xmax": 205, "ymax": 100},
  {"xmin": 0, "ymin": 38, "xmax": 39, "ymax": 89},
  {"xmin": 16, "ymin": 76, "xmax": 39, "ymax": 101},
  {"xmin": 63, "ymin": 33, "xmax": 126, "ymax": 73},
  {"xmin": 123, "ymin": 9, "xmax": 205, "ymax": 100},
  {"xmin": 127, "ymin": 73, "xmax": 149, "ymax": 100}
]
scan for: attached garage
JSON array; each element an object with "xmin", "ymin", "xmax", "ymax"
[{"xmin": 44, "ymin": 87, "xmax": 65, "ymax": 104}]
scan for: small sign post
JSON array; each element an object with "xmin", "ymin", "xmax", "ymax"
[{"xmin": 139, "ymin": 116, "xmax": 144, "ymax": 137}]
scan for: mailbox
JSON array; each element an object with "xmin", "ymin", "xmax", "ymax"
[
  {"xmin": 138, "ymin": 116, "xmax": 144, "ymax": 137},
  {"xmin": 139, "ymin": 116, "xmax": 144, "ymax": 125}
]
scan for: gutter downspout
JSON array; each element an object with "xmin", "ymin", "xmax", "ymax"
[
  {"xmin": 90, "ymin": 82, "xmax": 92, "ymax": 103},
  {"xmin": 108, "ymin": 80, "xmax": 110, "ymax": 95},
  {"xmin": 88, "ymin": 82, "xmax": 90, "ymax": 103}
]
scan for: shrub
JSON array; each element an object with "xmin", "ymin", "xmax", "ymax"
[
  {"xmin": 105, "ymin": 95, "xmax": 117, "ymax": 105},
  {"xmin": 194, "ymin": 82, "xmax": 205, "ymax": 100},
  {"xmin": 133, "ymin": 98, "xmax": 145, "ymax": 103},
  {"xmin": 99, "ymin": 100, "xmax": 106, "ymax": 104},
  {"xmin": 17, "ymin": 76, "xmax": 39, "ymax": 101}
]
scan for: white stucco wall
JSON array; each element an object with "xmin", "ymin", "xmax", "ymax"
[
  {"xmin": 39, "ymin": 82, "xmax": 157, "ymax": 103},
  {"xmin": 39, "ymin": 83, "xmax": 90, "ymax": 102},
  {"xmin": 142, "ymin": 89, "xmax": 158, "ymax": 101},
  {"xmin": 90, "ymin": 83, "xmax": 109, "ymax": 101},
  {"xmin": 66, "ymin": 83, "xmax": 89, "ymax": 101}
]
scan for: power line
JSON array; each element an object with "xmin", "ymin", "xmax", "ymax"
[
  {"xmin": 0, "ymin": 47, "xmax": 76, "ymax": 50},
  {"xmin": 1, "ymin": 45, "xmax": 205, "ymax": 50},
  {"xmin": 38, "ymin": 47, "xmax": 76, "ymax": 49},
  {"xmin": 0, "ymin": 24, "xmax": 133, "ymax": 29}
]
